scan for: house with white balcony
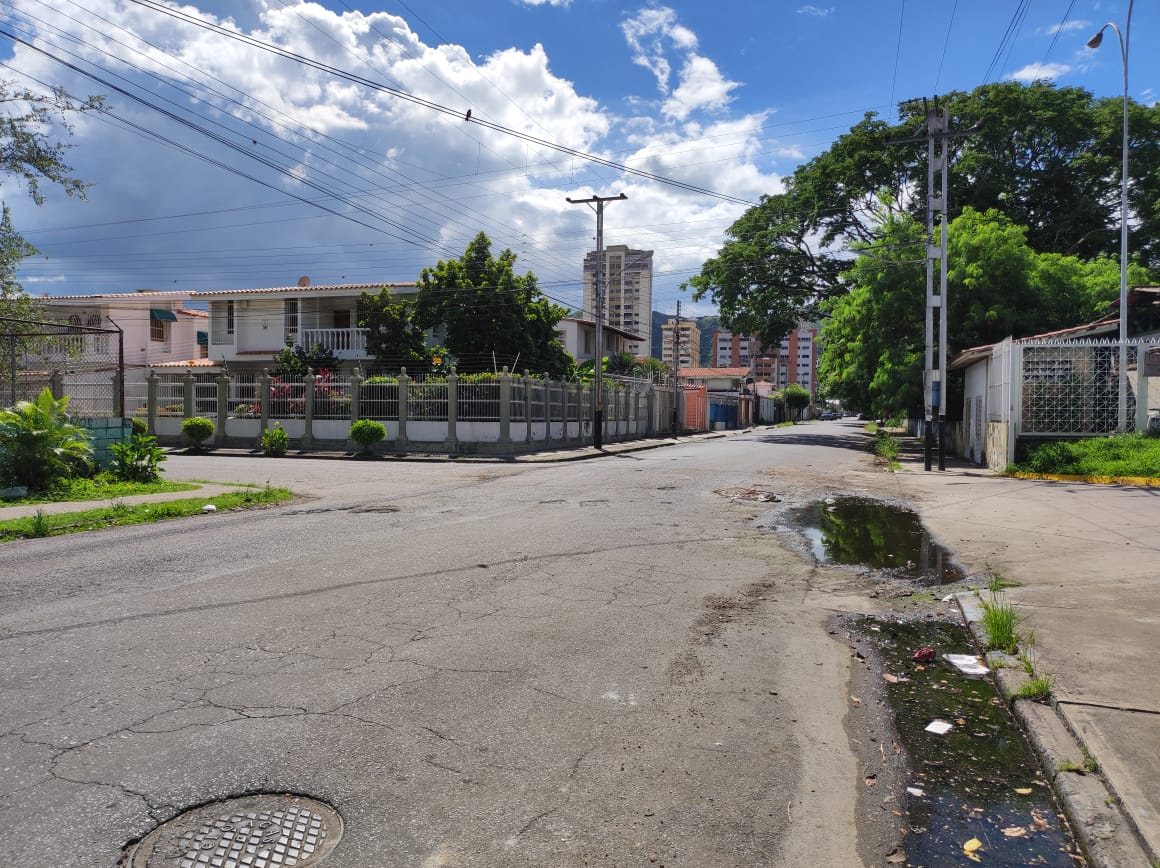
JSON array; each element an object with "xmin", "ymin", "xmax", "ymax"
[
  {"xmin": 193, "ymin": 280, "xmax": 417, "ymax": 374},
  {"xmin": 40, "ymin": 291, "xmax": 206, "ymax": 382}
]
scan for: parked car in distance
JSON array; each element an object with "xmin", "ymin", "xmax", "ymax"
[{"xmin": 819, "ymin": 411, "xmax": 838, "ymax": 420}]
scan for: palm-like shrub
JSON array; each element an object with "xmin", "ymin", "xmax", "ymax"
[{"xmin": 0, "ymin": 388, "xmax": 93, "ymax": 490}]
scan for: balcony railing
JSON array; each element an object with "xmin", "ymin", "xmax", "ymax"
[{"xmin": 299, "ymin": 328, "xmax": 369, "ymax": 359}]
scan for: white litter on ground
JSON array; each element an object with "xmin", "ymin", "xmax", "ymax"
[
  {"xmin": 925, "ymin": 719, "xmax": 954, "ymax": 735},
  {"xmin": 944, "ymin": 653, "xmax": 989, "ymax": 677}
]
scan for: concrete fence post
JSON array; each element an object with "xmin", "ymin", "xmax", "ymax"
[
  {"xmin": 524, "ymin": 371, "xmax": 533, "ymax": 444},
  {"xmin": 113, "ymin": 370, "xmax": 125, "ymax": 417},
  {"xmin": 49, "ymin": 369, "xmax": 63, "ymax": 401},
  {"xmin": 182, "ymin": 369, "xmax": 196, "ymax": 420},
  {"xmin": 258, "ymin": 369, "xmax": 271, "ymax": 447},
  {"xmin": 301, "ymin": 369, "xmax": 315, "ymax": 450},
  {"xmin": 215, "ymin": 373, "xmax": 229, "ymax": 447},
  {"xmin": 397, "ymin": 367, "xmax": 409, "ymax": 452},
  {"xmin": 499, "ymin": 367, "xmax": 512, "ymax": 444},
  {"xmin": 544, "ymin": 374, "xmax": 555, "ymax": 446},
  {"xmin": 646, "ymin": 386, "xmax": 656, "ymax": 437},
  {"xmin": 350, "ymin": 367, "xmax": 363, "ymax": 424},
  {"xmin": 146, "ymin": 370, "xmax": 158, "ymax": 436},
  {"xmin": 447, "ymin": 367, "xmax": 459, "ymax": 449}
]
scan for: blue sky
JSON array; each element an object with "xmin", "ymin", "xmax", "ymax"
[{"xmin": 2, "ymin": 1, "xmax": 1155, "ymax": 317}]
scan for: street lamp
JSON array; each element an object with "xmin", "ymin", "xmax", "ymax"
[{"xmin": 1088, "ymin": 0, "xmax": 1134, "ymax": 432}]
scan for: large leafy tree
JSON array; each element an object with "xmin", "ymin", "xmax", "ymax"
[
  {"xmin": 413, "ymin": 232, "xmax": 571, "ymax": 378},
  {"xmin": 358, "ymin": 289, "xmax": 432, "ymax": 373},
  {"xmin": 691, "ymin": 81, "xmax": 1160, "ymax": 340},
  {"xmin": 819, "ymin": 208, "xmax": 1138, "ymax": 418},
  {"xmin": 1, "ymin": 82, "xmax": 103, "ymax": 316}
]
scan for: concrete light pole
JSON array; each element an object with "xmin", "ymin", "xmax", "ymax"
[
  {"xmin": 1088, "ymin": 0, "xmax": 1134, "ymax": 432},
  {"xmin": 568, "ymin": 193, "xmax": 626, "ymax": 449}
]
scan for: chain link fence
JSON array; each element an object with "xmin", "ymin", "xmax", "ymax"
[{"xmin": 1, "ymin": 316, "xmax": 124, "ymax": 415}]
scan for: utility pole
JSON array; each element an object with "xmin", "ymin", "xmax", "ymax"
[
  {"xmin": 671, "ymin": 300, "xmax": 681, "ymax": 433},
  {"xmin": 889, "ymin": 98, "xmax": 978, "ymax": 471},
  {"xmin": 568, "ymin": 192, "xmax": 626, "ymax": 449}
]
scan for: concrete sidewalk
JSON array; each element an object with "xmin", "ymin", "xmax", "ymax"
[
  {"xmin": 892, "ymin": 455, "xmax": 1160, "ymax": 865},
  {"xmin": 0, "ymin": 482, "xmax": 260, "ymax": 520}
]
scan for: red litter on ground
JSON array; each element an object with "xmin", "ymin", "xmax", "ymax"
[{"xmin": 911, "ymin": 647, "xmax": 936, "ymax": 663}]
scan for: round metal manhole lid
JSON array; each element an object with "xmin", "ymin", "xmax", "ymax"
[{"xmin": 121, "ymin": 794, "xmax": 342, "ymax": 868}]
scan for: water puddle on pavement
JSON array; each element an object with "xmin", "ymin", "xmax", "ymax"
[
  {"xmin": 791, "ymin": 497, "xmax": 965, "ymax": 585},
  {"xmin": 852, "ymin": 617, "xmax": 1080, "ymax": 866}
]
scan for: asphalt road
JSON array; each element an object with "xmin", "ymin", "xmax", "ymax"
[{"xmin": 0, "ymin": 424, "xmax": 902, "ymax": 867}]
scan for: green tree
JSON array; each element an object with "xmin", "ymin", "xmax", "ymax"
[
  {"xmin": 690, "ymin": 81, "xmax": 1160, "ymax": 342},
  {"xmin": 817, "ymin": 207, "xmax": 1135, "ymax": 419},
  {"xmin": 358, "ymin": 288, "xmax": 432, "ymax": 374},
  {"xmin": 413, "ymin": 232, "xmax": 571, "ymax": 378},
  {"xmin": 271, "ymin": 342, "xmax": 338, "ymax": 377},
  {"xmin": 782, "ymin": 383, "xmax": 812, "ymax": 422}
]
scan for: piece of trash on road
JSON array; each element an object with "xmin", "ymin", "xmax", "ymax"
[
  {"xmin": 925, "ymin": 719, "xmax": 954, "ymax": 735},
  {"xmin": 911, "ymin": 647, "xmax": 936, "ymax": 663},
  {"xmin": 907, "ymin": 786, "xmax": 925, "ymax": 797},
  {"xmin": 881, "ymin": 672, "xmax": 910, "ymax": 684},
  {"xmin": 944, "ymin": 653, "xmax": 989, "ymax": 677},
  {"xmin": 202, "ymin": 504, "xmax": 217, "ymax": 513}
]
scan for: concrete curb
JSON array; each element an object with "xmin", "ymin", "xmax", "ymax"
[{"xmin": 953, "ymin": 592, "xmax": 1154, "ymax": 868}]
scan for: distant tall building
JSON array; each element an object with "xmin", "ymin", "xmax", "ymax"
[
  {"xmin": 711, "ymin": 329, "xmax": 761, "ymax": 368},
  {"xmin": 582, "ymin": 245, "xmax": 653, "ymax": 357},
  {"xmin": 735, "ymin": 322, "xmax": 819, "ymax": 397},
  {"xmin": 661, "ymin": 318, "xmax": 701, "ymax": 369}
]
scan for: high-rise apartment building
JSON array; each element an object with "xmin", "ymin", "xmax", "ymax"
[
  {"xmin": 711, "ymin": 329, "xmax": 761, "ymax": 368},
  {"xmin": 660, "ymin": 318, "xmax": 701, "ymax": 369},
  {"xmin": 582, "ymin": 245, "xmax": 653, "ymax": 357},
  {"xmin": 775, "ymin": 322, "xmax": 819, "ymax": 396}
]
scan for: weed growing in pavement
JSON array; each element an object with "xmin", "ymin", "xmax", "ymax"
[
  {"xmin": 1014, "ymin": 674, "xmax": 1054, "ymax": 701},
  {"xmin": 981, "ymin": 597, "xmax": 1019, "ymax": 654}
]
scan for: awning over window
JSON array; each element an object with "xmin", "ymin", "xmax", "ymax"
[
  {"xmin": 196, "ymin": 330, "xmax": 208, "ymax": 346},
  {"xmin": 150, "ymin": 308, "xmax": 177, "ymax": 321}
]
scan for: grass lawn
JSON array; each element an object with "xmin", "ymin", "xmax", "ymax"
[
  {"xmin": 1, "ymin": 475, "xmax": 198, "ymax": 505},
  {"xmin": 0, "ymin": 487, "xmax": 294, "ymax": 542},
  {"xmin": 1011, "ymin": 432, "xmax": 1160, "ymax": 479}
]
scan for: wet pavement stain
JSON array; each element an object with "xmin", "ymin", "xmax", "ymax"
[
  {"xmin": 792, "ymin": 497, "xmax": 966, "ymax": 585},
  {"xmin": 854, "ymin": 616, "xmax": 1080, "ymax": 867}
]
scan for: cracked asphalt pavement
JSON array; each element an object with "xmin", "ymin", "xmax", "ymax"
[{"xmin": 1, "ymin": 428, "xmax": 899, "ymax": 866}]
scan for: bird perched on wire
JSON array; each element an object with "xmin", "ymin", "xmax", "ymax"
[{"xmin": 464, "ymin": 109, "xmax": 472, "ymax": 121}]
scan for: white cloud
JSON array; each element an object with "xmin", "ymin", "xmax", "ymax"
[
  {"xmin": 5, "ymin": 0, "xmax": 780, "ymax": 315},
  {"xmin": 796, "ymin": 5, "xmax": 834, "ymax": 17},
  {"xmin": 621, "ymin": 6, "xmax": 738, "ymax": 121},
  {"xmin": 1045, "ymin": 20, "xmax": 1090, "ymax": 36},
  {"xmin": 663, "ymin": 56, "xmax": 740, "ymax": 121},
  {"xmin": 1008, "ymin": 62, "xmax": 1072, "ymax": 83},
  {"xmin": 517, "ymin": 0, "xmax": 572, "ymax": 6}
]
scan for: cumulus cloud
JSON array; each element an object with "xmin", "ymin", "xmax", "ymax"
[
  {"xmin": 1008, "ymin": 62, "xmax": 1072, "ymax": 83},
  {"xmin": 5, "ymin": 0, "xmax": 780, "ymax": 315},
  {"xmin": 621, "ymin": 6, "xmax": 738, "ymax": 120}
]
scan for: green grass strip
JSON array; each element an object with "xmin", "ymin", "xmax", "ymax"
[
  {"xmin": 0, "ymin": 487, "xmax": 294, "ymax": 542},
  {"xmin": 1, "ymin": 477, "xmax": 198, "ymax": 506}
]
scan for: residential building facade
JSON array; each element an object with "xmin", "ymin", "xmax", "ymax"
[
  {"xmin": 660, "ymin": 318, "xmax": 701, "ymax": 370},
  {"xmin": 40, "ymin": 291, "xmax": 206, "ymax": 380},
  {"xmin": 582, "ymin": 245, "xmax": 653, "ymax": 357},
  {"xmin": 556, "ymin": 317, "xmax": 647, "ymax": 363},
  {"xmin": 711, "ymin": 329, "xmax": 762, "ymax": 368},
  {"xmin": 196, "ymin": 281, "xmax": 415, "ymax": 373}
]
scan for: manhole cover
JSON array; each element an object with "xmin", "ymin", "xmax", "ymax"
[{"xmin": 121, "ymin": 794, "xmax": 342, "ymax": 868}]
